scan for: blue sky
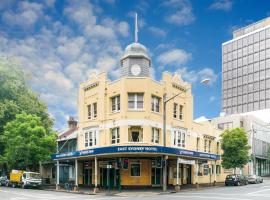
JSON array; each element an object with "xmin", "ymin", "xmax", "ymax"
[{"xmin": 0, "ymin": 0, "xmax": 270, "ymax": 131}]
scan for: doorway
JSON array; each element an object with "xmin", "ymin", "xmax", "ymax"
[
  {"xmin": 151, "ymin": 167, "xmax": 162, "ymax": 186},
  {"xmin": 83, "ymin": 168, "xmax": 92, "ymax": 186}
]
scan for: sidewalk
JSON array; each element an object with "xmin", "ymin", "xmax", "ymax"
[{"xmin": 41, "ymin": 182, "xmax": 225, "ymax": 196}]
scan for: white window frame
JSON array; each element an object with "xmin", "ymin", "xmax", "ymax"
[
  {"xmin": 93, "ymin": 102, "xmax": 97, "ymax": 118},
  {"xmin": 179, "ymin": 105, "xmax": 183, "ymax": 120},
  {"xmin": 111, "ymin": 95, "xmax": 120, "ymax": 112},
  {"xmin": 151, "ymin": 95, "xmax": 160, "ymax": 112},
  {"xmin": 173, "ymin": 103, "xmax": 177, "ymax": 118},
  {"xmin": 128, "ymin": 93, "xmax": 144, "ymax": 110},
  {"xmin": 84, "ymin": 130, "xmax": 98, "ymax": 148},
  {"xmin": 87, "ymin": 104, "xmax": 91, "ymax": 119},
  {"xmin": 151, "ymin": 128, "xmax": 160, "ymax": 144},
  {"xmin": 111, "ymin": 127, "xmax": 120, "ymax": 144},
  {"xmin": 172, "ymin": 128, "xmax": 186, "ymax": 148}
]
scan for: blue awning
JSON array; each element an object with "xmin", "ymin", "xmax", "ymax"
[{"xmin": 52, "ymin": 145, "xmax": 220, "ymax": 160}]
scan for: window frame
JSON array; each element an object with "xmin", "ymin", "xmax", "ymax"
[
  {"xmin": 130, "ymin": 163, "xmax": 141, "ymax": 177},
  {"xmin": 173, "ymin": 128, "xmax": 186, "ymax": 148},
  {"xmin": 151, "ymin": 95, "xmax": 160, "ymax": 112},
  {"xmin": 111, "ymin": 127, "xmax": 120, "ymax": 144},
  {"xmin": 128, "ymin": 93, "xmax": 144, "ymax": 110},
  {"xmin": 84, "ymin": 130, "xmax": 98, "ymax": 148},
  {"xmin": 173, "ymin": 103, "xmax": 177, "ymax": 118},
  {"xmin": 179, "ymin": 105, "xmax": 184, "ymax": 120},
  {"xmin": 151, "ymin": 127, "xmax": 160, "ymax": 144},
  {"xmin": 111, "ymin": 95, "xmax": 120, "ymax": 112}
]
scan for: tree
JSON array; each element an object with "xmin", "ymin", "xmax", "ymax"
[
  {"xmin": 221, "ymin": 128, "xmax": 250, "ymax": 171},
  {"xmin": 0, "ymin": 113, "xmax": 57, "ymax": 171},
  {"xmin": 0, "ymin": 58, "xmax": 53, "ymax": 157}
]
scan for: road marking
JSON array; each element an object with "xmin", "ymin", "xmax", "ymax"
[
  {"xmin": 166, "ymin": 195, "xmax": 252, "ymax": 200},
  {"xmin": 247, "ymin": 188, "xmax": 270, "ymax": 195}
]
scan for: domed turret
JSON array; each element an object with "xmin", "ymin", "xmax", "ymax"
[{"xmin": 120, "ymin": 14, "xmax": 151, "ymax": 77}]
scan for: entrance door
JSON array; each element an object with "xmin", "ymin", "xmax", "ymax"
[
  {"xmin": 83, "ymin": 168, "xmax": 92, "ymax": 186},
  {"xmin": 152, "ymin": 167, "xmax": 162, "ymax": 186},
  {"xmin": 100, "ymin": 168, "xmax": 116, "ymax": 188},
  {"xmin": 187, "ymin": 165, "xmax": 192, "ymax": 184}
]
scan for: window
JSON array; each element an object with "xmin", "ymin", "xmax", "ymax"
[
  {"xmin": 111, "ymin": 127, "xmax": 120, "ymax": 144},
  {"xmin": 151, "ymin": 128, "xmax": 160, "ymax": 144},
  {"xmin": 93, "ymin": 102, "xmax": 97, "ymax": 118},
  {"xmin": 128, "ymin": 93, "xmax": 144, "ymax": 109},
  {"xmin": 131, "ymin": 163, "xmax": 140, "ymax": 176},
  {"xmin": 129, "ymin": 127, "xmax": 143, "ymax": 142},
  {"xmin": 173, "ymin": 129, "xmax": 186, "ymax": 148},
  {"xmin": 179, "ymin": 105, "xmax": 184, "ymax": 120},
  {"xmin": 87, "ymin": 104, "xmax": 91, "ymax": 119},
  {"xmin": 196, "ymin": 137, "xmax": 200, "ymax": 151},
  {"xmin": 173, "ymin": 103, "xmax": 177, "ymax": 118},
  {"xmin": 111, "ymin": 95, "xmax": 120, "ymax": 112},
  {"xmin": 204, "ymin": 139, "xmax": 208, "ymax": 152},
  {"xmin": 208, "ymin": 140, "xmax": 211, "ymax": 153},
  {"xmin": 85, "ymin": 130, "xmax": 97, "ymax": 147},
  {"xmin": 151, "ymin": 95, "xmax": 160, "ymax": 112},
  {"xmin": 216, "ymin": 165, "xmax": 221, "ymax": 175}
]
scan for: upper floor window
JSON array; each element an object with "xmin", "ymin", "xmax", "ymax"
[
  {"xmin": 173, "ymin": 103, "xmax": 177, "ymax": 118},
  {"xmin": 111, "ymin": 95, "xmax": 120, "ymax": 112},
  {"xmin": 111, "ymin": 127, "xmax": 120, "ymax": 144},
  {"xmin": 173, "ymin": 129, "xmax": 186, "ymax": 148},
  {"xmin": 179, "ymin": 105, "xmax": 183, "ymax": 120},
  {"xmin": 204, "ymin": 139, "xmax": 208, "ymax": 152},
  {"xmin": 87, "ymin": 104, "xmax": 91, "ymax": 119},
  {"xmin": 87, "ymin": 103, "xmax": 97, "ymax": 119},
  {"xmin": 93, "ymin": 102, "xmax": 97, "ymax": 118},
  {"xmin": 208, "ymin": 140, "xmax": 211, "ymax": 153},
  {"xmin": 85, "ymin": 130, "xmax": 98, "ymax": 147},
  {"xmin": 128, "ymin": 93, "xmax": 144, "ymax": 109},
  {"xmin": 129, "ymin": 126, "xmax": 143, "ymax": 142},
  {"xmin": 151, "ymin": 95, "xmax": 160, "ymax": 112},
  {"xmin": 151, "ymin": 128, "xmax": 160, "ymax": 144}
]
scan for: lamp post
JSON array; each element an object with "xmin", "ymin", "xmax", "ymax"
[{"xmin": 162, "ymin": 79, "xmax": 210, "ymax": 192}]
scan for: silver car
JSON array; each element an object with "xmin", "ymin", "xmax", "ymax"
[{"xmin": 247, "ymin": 175, "xmax": 263, "ymax": 184}]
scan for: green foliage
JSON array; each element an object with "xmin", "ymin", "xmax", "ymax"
[
  {"xmin": 0, "ymin": 113, "xmax": 57, "ymax": 171},
  {"xmin": 221, "ymin": 128, "xmax": 250, "ymax": 169},
  {"xmin": 0, "ymin": 58, "xmax": 53, "ymax": 158}
]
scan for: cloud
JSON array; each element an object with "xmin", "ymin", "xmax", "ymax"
[
  {"xmin": 0, "ymin": 0, "xmax": 128, "ymax": 130},
  {"xmin": 148, "ymin": 26, "xmax": 167, "ymax": 37},
  {"xmin": 163, "ymin": 0, "xmax": 195, "ymax": 26},
  {"xmin": 2, "ymin": 1, "xmax": 43, "ymax": 27},
  {"xmin": 157, "ymin": 48, "xmax": 191, "ymax": 66},
  {"xmin": 209, "ymin": 96, "xmax": 216, "ymax": 102},
  {"xmin": 209, "ymin": 0, "xmax": 233, "ymax": 12},
  {"xmin": 175, "ymin": 67, "xmax": 218, "ymax": 85}
]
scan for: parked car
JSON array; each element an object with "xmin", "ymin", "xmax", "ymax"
[
  {"xmin": 248, "ymin": 175, "xmax": 263, "ymax": 184},
  {"xmin": 0, "ymin": 176, "xmax": 8, "ymax": 186},
  {"xmin": 225, "ymin": 174, "xmax": 248, "ymax": 186}
]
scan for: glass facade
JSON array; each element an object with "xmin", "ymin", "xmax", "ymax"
[{"xmin": 222, "ymin": 26, "xmax": 270, "ymax": 114}]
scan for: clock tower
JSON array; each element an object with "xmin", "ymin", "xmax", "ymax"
[{"xmin": 120, "ymin": 13, "xmax": 151, "ymax": 77}]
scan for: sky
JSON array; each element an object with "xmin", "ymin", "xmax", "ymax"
[{"xmin": 0, "ymin": 0, "xmax": 270, "ymax": 131}]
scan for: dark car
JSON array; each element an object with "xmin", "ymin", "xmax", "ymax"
[
  {"xmin": 225, "ymin": 174, "xmax": 248, "ymax": 186},
  {"xmin": 0, "ymin": 176, "xmax": 8, "ymax": 186}
]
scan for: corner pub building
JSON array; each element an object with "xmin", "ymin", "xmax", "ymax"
[{"xmin": 52, "ymin": 37, "xmax": 229, "ymax": 191}]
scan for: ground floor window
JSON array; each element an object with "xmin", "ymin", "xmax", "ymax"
[{"xmin": 131, "ymin": 163, "xmax": 141, "ymax": 176}]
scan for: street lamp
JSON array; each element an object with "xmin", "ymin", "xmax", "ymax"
[{"xmin": 162, "ymin": 78, "xmax": 210, "ymax": 192}]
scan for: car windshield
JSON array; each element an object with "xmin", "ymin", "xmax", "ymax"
[
  {"xmin": 28, "ymin": 173, "xmax": 41, "ymax": 179},
  {"xmin": 227, "ymin": 175, "xmax": 236, "ymax": 179}
]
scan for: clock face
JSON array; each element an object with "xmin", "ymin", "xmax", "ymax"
[{"xmin": 131, "ymin": 64, "xmax": 141, "ymax": 76}]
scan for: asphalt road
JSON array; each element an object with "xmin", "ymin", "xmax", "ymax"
[{"xmin": 1, "ymin": 179, "xmax": 270, "ymax": 200}]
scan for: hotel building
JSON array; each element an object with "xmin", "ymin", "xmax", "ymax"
[{"xmin": 51, "ymin": 38, "xmax": 229, "ymax": 191}]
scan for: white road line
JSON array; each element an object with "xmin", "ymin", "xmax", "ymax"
[
  {"xmin": 166, "ymin": 195, "xmax": 252, "ymax": 200},
  {"xmin": 247, "ymin": 188, "xmax": 270, "ymax": 195}
]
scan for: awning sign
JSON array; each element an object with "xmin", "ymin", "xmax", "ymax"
[{"xmin": 177, "ymin": 158, "xmax": 195, "ymax": 165}]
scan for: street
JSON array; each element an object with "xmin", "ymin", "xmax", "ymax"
[{"xmin": 1, "ymin": 179, "xmax": 270, "ymax": 200}]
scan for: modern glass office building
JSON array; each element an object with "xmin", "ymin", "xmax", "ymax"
[{"xmin": 222, "ymin": 17, "xmax": 270, "ymax": 114}]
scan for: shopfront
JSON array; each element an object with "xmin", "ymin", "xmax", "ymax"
[{"xmin": 52, "ymin": 145, "xmax": 220, "ymax": 190}]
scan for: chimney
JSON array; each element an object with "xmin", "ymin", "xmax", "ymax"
[{"xmin": 67, "ymin": 116, "xmax": 77, "ymax": 129}]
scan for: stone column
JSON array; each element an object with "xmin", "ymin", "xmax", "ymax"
[
  {"xmin": 175, "ymin": 158, "xmax": 180, "ymax": 192},
  {"xmin": 196, "ymin": 160, "xmax": 199, "ymax": 189},
  {"xmin": 93, "ymin": 156, "xmax": 99, "ymax": 193},
  {"xmin": 74, "ymin": 159, "xmax": 78, "ymax": 191},
  {"xmin": 213, "ymin": 161, "xmax": 217, "ymax": 186},
  {"xmin": 56, "ymin": 161, "xmax": 60, "ymax": 190}
]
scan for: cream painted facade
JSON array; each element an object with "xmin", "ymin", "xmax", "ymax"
[{"xmin": 52, "ymin": 39, "xmax": 229, "ymax": 191}]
